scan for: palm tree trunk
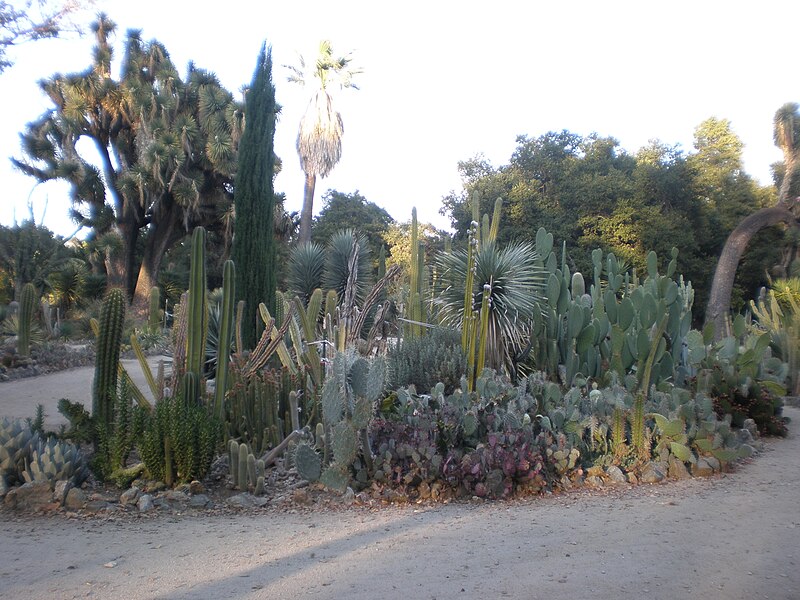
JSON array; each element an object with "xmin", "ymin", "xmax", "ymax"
[
  {"xmin": 298, "ymin": 172, "xmax": 317, "ymax": 244},
  {"xmin": 705, "ymin": 204, "xmax": 797, "ymax": 339}
]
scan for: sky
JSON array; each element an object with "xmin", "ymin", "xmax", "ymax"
[{"xmin": 0, "ymin": 0, "xmax": 797, "ymax": 238}]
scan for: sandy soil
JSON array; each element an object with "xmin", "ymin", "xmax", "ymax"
[{"xmin": 1, "ymin": 367, "xmax": 798, "ymax": 600}]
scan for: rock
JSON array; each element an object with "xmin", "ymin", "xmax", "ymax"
[
  {"xmin": 584, "ymin": 475, "xmax": 604, "ymax": 488},
  {"xmin": 4, "ymin": 488, "xmax": 17, "ymax": 509},
  {"xmin": 692, "ymin": 457, "xmax": 715, "ymax": 477},
  {"xmin": 605, "ymin": 466, "xmax": 627, "ymax": 484},
  {"xmin": 189, "ymin": 480, "xmax": 205, "ymax": 495},
  {"xmin": 640, "ymin": 463, "xmax": 665, "ymax": 484},
  {"xmin": 742, "ymin": 419, "xmax": 759, "ymax": 439},
  {"xmin": 14, "ymin": 481, "xmax": 53, "ymax": 511},
  {"xmin": 668, "ymin": 456, "xmax": 691, "ymax": 480},
  {"xmin": 626, "ymin": 472, "xmax": 638, "ymax": 485},
  {"xmin": 292, "ymin": 488, "xmax": 312, "ymax": 505},
  {"xmin": 0, "ymin": 476, "xmax": 10, "ymax": 498},
  {"xmin": 342, "ymin": 487, "xmax": 355, "ymax": 505},
  {"xmin": 163, "ymin": 486, "xmax": 189, "ymax": 503},
  {"xmin": 64, "ymin": 487, "xmax": 87, "ymax": 510},
  {"xmin": 84, "ymin": 500, "xmax": 111, "ymax": 513},
  {"xmin": 737, "ymin": 428, "xmax": 754, "ymax": 445},
  {"xmin": 53, "ymin": 480, "xmax": 72, "ymax": 505},
  {"xmin": 119, "ymin": 487, "xmax": 141, "ymax": 506},
  {"xmin": 137, "ymin": 494, "xmax": 155, "ymax": 513},
  {"xmin": 226, "ymin": 493, "xmax": 269, "ymax": 509},
  {"xmin": 705, "ymin": 456, "xmax": 721, "ymax": 472},
  {"xmin": 188, "ymin": 494, "xmax": 212, "ymax": 509}
]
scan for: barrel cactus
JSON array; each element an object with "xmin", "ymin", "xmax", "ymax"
[{"xmin": 23, "ymin": 437, "xmax": 89, "ymax": 489}]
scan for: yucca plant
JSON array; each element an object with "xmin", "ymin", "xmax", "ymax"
[
  {"xmin": 324, "ymin": 229, "xmax": 372, "ymax": 305},
  {"xmin": 288, "ymin": 242, "xmax": 325, "ymax": 306},
  {"xmin": 434, "ymin": 240, "xmax": 547, "ymax": 377}
]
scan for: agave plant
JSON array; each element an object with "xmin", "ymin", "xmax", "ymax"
[
  {"xmin": 324, "ymin": 229, "xmax": 372, "ymax": 305},
  {"xmin": 288, "ymin": 242, "xmax": 325, "ymax": 306},
  {"xmin": 434, "ymin": 240, "xmax": 547, "ymax": 376}
]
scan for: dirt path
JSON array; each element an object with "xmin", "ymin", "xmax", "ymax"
[
  {"xmin": 0, "ymin": 405, "xmax": 797, "ymax": 599},
  {"xmin": 0, "ymin": 356, "xmax": 170, "ymax": 429}
]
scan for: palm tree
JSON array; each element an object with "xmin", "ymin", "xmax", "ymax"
[{"xmin": 286, "ymin": 40, "xmax": 360, "ymax": 244}]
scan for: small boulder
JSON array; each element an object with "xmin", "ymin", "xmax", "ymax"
[
  {"xmin": 640, "ymin": 463, "xmax": 665, "ymax": 484},
  {"xmin": 742, "ymin": 419, "xmax": 758, "ymax": 439},
  {"xmin": 119, "ymin": 487, "xmax": 141, "ymax": 506},
  {"xmin": 668, "ymin": 457, "xmax": 691, "ymax": 480},
  {"xmin": 53, "ymin": 480, "xmax": 73, "ymax": 506},
  {"xmin": 188, "ymin": 494, "xmax": 212, "ymax": 509},
  {"xmin": 84, "ymin": 500, "xmax": 111, "ymax": 513},
  {"xmin": 189, "ymin": 480, "xmax": 205, "ymax": 495},
  {"xmin": 605, "ymin": 466, "xmax": 627, "ymax": 484},
  {"xmin": 14, "ymin": 481, "xmax": 53, "ymax": 511},
  {"xmin": 64, "ymin": 487, "xmax": 87, "ymax": 510},
  {"xmin": 584, "ymin": 475, "xmax": 604, "ymax": 488},
  {"xmin": 137, "ymin": 494, "xmax": 155, "ymax": 513},
  {"xmin": 691, "ymin": 457, "xmax": 715, "ymax": 477}
]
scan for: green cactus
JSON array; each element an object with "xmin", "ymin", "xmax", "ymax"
[
  {"xmin": 214, "ymin": 260, "xmax": 235, "ymax": 420},
  {"xmin": 148, "ymin": 286, "xmax": 161, "ymax": 333},
  {"xmin": 237, "ymin": 442, "xmax": 248, "ymax": 491},
  {"xmin": 92, "ymin": 287, "xmax": 125, "ymax": 436},
  {"xmin": 185, "ymin": 226, "xmax": 208, "ymax": 405},
  {"xmin": 228, "ymin": 438, "xmax": 239, "ymax": 484},
  {"xmin": 17, "ymin": 282, "xmax": 36, "ymax": 357},
  {"xmin": 295, "ymin": 441, "xmax": 322, "ymax": 482}
]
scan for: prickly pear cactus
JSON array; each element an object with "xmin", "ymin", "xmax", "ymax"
[{"xmin": 294, "ymin": 442, "xmax": 322, "ymax": 482}]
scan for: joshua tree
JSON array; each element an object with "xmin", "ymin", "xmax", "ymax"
[{"xmin": 285, "ymin": 40, "xmax": 360, "ymax": 244}]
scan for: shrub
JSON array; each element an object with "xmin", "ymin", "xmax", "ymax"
[{"xmin": 387, "ymin": 327, "xmax": 465, "ymax": 394}]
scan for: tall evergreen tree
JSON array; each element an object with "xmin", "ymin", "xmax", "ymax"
[{"xmin": 233, "ymin": 44, "xmax": 278, "ymax": 349}]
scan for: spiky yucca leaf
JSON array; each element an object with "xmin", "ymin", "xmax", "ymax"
[
  {"xmin": 288, "ymin": 242, "xmax": 325, "ymax": 305},
  {"xmin": 434, "ymin": 241, "xmax": 547, "ymax": 375}
]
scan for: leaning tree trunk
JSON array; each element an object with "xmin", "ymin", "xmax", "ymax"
[
  {"xmin": 705, "ymin": 204, "xmax": 797, "ymax": 339},
  {"xmin": 298, "ymin": 172, "xmax": 317, "ymax": 245},
  {"xmin": 131, "ymin": 208, "xmax": 186, "ymax": 315}
]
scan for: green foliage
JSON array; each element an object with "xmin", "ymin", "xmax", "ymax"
[
  {"xmin": 288, "ymin": 243, "xmax": 326, "ymax": 307},
  {"xmin": 91, "ymin": 376, "xmax": 144, "ymax": 481},
  {"xmin": 387, "ymin": 327, "xmax": 465, "ymax": 394},
  {"xmin": 324, "ymin": 229, "xmax": 373, "ymax": 305},
  {"xmin": 139, "ymin": 395, "xmax": 220, "ymax": 486},
  {"xmin": 312, "ymin": 190, "xmax": 393, "ymax": 262},
  {"xmin": 233, "ymin": 45, "xmax": 278, "ymax": 350},
  {"xmin": 17, "ymin": 282, "xmax": 37, "ymax": 356},
  {"xmin": 14, "ymin": 16, "xmax": 245, "ymax": 304}
]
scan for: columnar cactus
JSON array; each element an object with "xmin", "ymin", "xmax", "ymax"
[
  {"xmin": 92, "ymin": 287, "xmax": 125, "ymax": 434},
  {"xmin": 185, "ymin": 226, "xmax": 208, "ymax": 405},
  {"xmin": 214, "ymin": 260, "xmax": 235, "ymax": 419},
  {"xmin": 17, "ymin": 282, "xmax": 36, "ymax": 357}
]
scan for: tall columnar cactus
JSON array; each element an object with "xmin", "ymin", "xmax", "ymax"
[
  {"xmin": 148, "ymin": 286, "xmax": 161, "ymax": 333},
  {"xmin": 185, "ymin": 226, "xmax": 208, "ymax": 405},
  {"xmin": 214, "ymin": 260, "xmax": 236, "ymax": 420},
  {"xmin": 17, "ymin": 282, "xmax": 36, "ymax": 357},
  {"xmin": 92, "ymin": 287, "xmax": 125, "ymax": 435}
]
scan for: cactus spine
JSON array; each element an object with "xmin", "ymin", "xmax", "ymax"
[
  {"xmin": 92, "ymin": 288, "xmax": 125, "ymax": 435},
  {"xmin": 17, "ymin": 282, "xmax": 36, "ymax": 357},
  {"xmin": 214, "ymin": 260, "xmax": 236, "ymax": 419}
]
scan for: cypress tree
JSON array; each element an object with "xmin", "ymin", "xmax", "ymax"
[{"xmin": 233, "ymin": 44, "xmax": 278, "ymax": 349}]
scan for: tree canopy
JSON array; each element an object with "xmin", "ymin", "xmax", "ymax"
[{"xmin": 13, "ymin": 15, "xmax": 244, "ymax": 308}]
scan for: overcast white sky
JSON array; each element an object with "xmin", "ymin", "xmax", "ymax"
[{"xmin": 0, "ymin": 0, "xmax": 796, "ymax": 237}]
